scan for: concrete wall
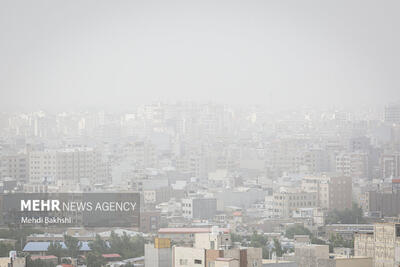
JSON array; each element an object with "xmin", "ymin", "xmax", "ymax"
[
  {"xmin": 246, "ymin": 247, "xmax": 263, "ymax": 267},
  {"xmin": 223, "ymin": 249, "xmax": 241, "ymax": 262},
  {"xmin": 215, "ymin": 259, "xmax": 240, "ymax": 267},
  {"xmin": 145, "ymin": 243, "xmax": 172, "ymax": 267},
  {"xmin": 354, "ymin": 233, "xmax": 374, "ymax": 259},
  {"xmin": 206, "ymin": 250, "xmax": 224, "ymax": 267},
  {"xmin": 335, "ymin": 257, "xmax": 373, "ymax": 267},
  {"xmin": 328, "ymin": 176, "xmax": 352, "ymax": 211},
  {"xmin": 0, "ymin": 257, "xmax": 25, "ymax": 267},
  {"xmin": 174, "ymin": 246, "xmax": 205, "ymax": 267},
  {"xmin": 195, "ymin": 233, "xmax": 214, "ymax": 249},
  {"xmin": 316, "ymin": 257, "xmax": 373, "ymax": 267},
  {"xmin": 295, "ymin": 244, "xmax": 329, "ymax": 267},
  {"xmin": 195, "ymin": 233, "xmax": 231, "ymax": 250},
  {"xmin": 374, "ymin": 223, "xmax": 396, "ymax": 267}
]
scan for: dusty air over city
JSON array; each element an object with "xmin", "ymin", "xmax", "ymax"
[{"xmin": 0, "ymin": 0, "xmax": 400, "ymax": 267}]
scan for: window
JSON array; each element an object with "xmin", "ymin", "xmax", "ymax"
[
  {"xmin": 194, "ymin": 259, "xmax": 202, "ymax": 264},
  {"xmin": 180, "ymin": 259, "xmax": 188, "ymax": 265}
]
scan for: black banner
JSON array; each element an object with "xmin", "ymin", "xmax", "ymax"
[{"xmin": 1, "ymin": 193, "xmax": 140, "ymax": 228}]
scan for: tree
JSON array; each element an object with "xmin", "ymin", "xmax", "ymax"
[
  {"xmin": 328, "ymin": 234, "xmax": 354, "ymax": 252},
  {"xmin": 311, "ymin": 237, "xmax": 327, "ymax": 245},
  {"xmin": 61, "ymin": 258, "xmax": 72, "ymax": 264},
  {"xmin": 64, "ymin": 234, "xmax": 82, "ymax": 258},
  {"xmin": 273, "ymin": 238, "xmax": 284, "ymax": 257},
  {"xmin": 230, "ymin": 233, "xmax": 245, "ymax": 243},
  {"xmin": 249, "ymin": 232, "xmax": 269, "ymax": 258},
  {"xmin": 109, "ymin": 232, "xmax": 144, "ymax": 259},
  {"xmin": 326, "ymin": 203, "xmax": 366, "ymax": 224},
  {"xmin": 47, "ymin": 242, "xmax": 65, "ymax": 263},
  {"xmin": 285, "ymin": 225, "xmax": 312, "ymax": 239},
  {"xmin": 89, "ymin": 234, "xmax": 110, "ymax": 254},
  {"xmin": 0, "ymin": 242, "xmax": 14, "ymax": 257},
  {"xmin": 0, "ymin": 226, "xmax": 43, "ymax": 251},
  {"xmin": 26, "ymin": 256, "xmax": 56, "ymax": 267},
  {"xmin": 86, "ymin": 251, "xmax": 106, "ymax": 267}
]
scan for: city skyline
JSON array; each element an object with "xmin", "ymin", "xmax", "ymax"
[{"xmin": 1, "ymin": 1, "xmax": 400, "ymax": 266}]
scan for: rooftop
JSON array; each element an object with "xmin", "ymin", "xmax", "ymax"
[
  {"xmin": 23, "ymin": 241, "xmax": 91, "ymax": 252},
  {"xmin": 158, "ymin": 227, "xmax": 229, "ymax": 234},
  {"xmin": 31, "ymin": 255, "xmax": 58, "ymax": 260},
  {"xmin": 102, "ymin": 253, "xmax": 121, "ymax": 258}
]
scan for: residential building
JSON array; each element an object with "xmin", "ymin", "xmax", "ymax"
[
  {"xmin": 295, "ymin": 244, "xmax": 372, "ymax": 267},
  {"xmin": 28, "ymin": 148, "xmax": 105, "ymax": 184},
  {"xmin": 381, "ymin": 152, "xmax": 400, "ymax": 179},
  {"xmin": 28, "ymin": 150, "xmax": 57, "ymax": 183},
  {"xmin": 302, "ymin": 176, "xmax": 352, "ymax": 211},
  {"xmin": 385, "ymin": 103, "xmax": 400, "ymax": 124},
  {"xmin": 365, "ymin": 188, "xmax": 400, "ymax": 217},
  {"xmin": 354, "ymin": 222, "xmax": 400, "ymax": 267},
  {"xmin": 194, "ymin": 227, "xmax": 231, "ymax": 250},
  {"xmin": 272, "ymin": 191, "xmax": 318, "ymax": 218},
  {"xmin": 124, "ymin": 141, "xmax": 158, "ymax": 169},
  {"xmin": 0, "ymin": 153, "xmax": 29, "ymax": 182},
  {"xmin": 294, "ymin": 244, "xmax": 330, "ymax": 267},
  {"xmin": 145, "ymin": 238, "xmax": 172, "ymax": 267},
  {"xmin": 182, "ymin": 198, "xmax": 217, "ymax": 220},
  {"xmin": 328, "ymin": 176, "xmax": 352, "ymax": 211},
  {"xmin": 324, "ymin": 224, "xmax": 374, "ymax": 241},
  {"xmin": 173, "ymin": 246, "xmax": 205, "ymax": 267},
  {"xmin": 140, "ymin": 211, "xmax": 162, "ymax": 233},
  {"xmin": 173, "ymin": 229, "xmax": 262, "ymax": 267},
  {"xmin": 335, "ymin": 152, "xmax": 368, "ymax": 179},
  {"xmin": 158, "ymin": 228, "xmax": 230, "ymax": 244}
]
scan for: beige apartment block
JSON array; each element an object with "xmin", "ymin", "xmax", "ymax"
[
  {"xmin": 172, "ymin": 231, "xmax": 262, "ymax": 267},
  {"xmin": 173, "ymin": 246, "xmax": 205, "ymax": 267},
  {"xmin": 295, "ymin": 244, "xmax": 330, "ymax": 267},
  {"xmin": 272, "ymin": 191, "xmax": 318, "ymax": 218},
  {"xmin": 28, "ymin": 148, "xmax": 104, "ymax": 184},
  {"xmin": 195, "ymin": 231, "xmax": 231, "ymax": 250},
  {"xmin": 295, "ymin": 244, "xmax": 372, "ymax": 267},
  {"xmin": 354, "ymin": 232, "xmax": 375, "ymax": 259},
  {"xmin": 354, "ymin": 222, "xmax": 400, "ymax": 267}
]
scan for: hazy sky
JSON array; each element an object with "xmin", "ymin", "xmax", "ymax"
[{"xmin": 1, "ymin": 0, "xmax": 399, "ymax": 111}]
